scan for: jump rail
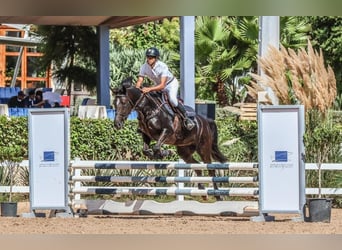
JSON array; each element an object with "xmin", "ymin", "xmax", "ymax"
[
  {"xmin": 69, "ymin": 160, "xmax": 259, "ymax": 215},
  {"xmin": 70, "ymin": 160, "xmax": 259, "ymax": 170},
  {"xmin": 67, "ymin": 160, "xmax": 342, "ymax": 216},
  {"xmin": 1, "ymin": 161, "xmax": 341, "ymax": 216},
  {"xmin": 71, "ymin": 175, "xmax": 258, "ymax": 184}
]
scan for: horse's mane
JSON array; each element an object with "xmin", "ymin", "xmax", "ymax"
[
  {"xmin": 121, "ymin": 80, "xmax": 161, "ymax": 109},
  {"xmin": 119, "ymin": 77, "xmax": 172, "ymax": 117},
  {"xmin": 121, "ymin": 77, "xmax": 133, "ymax": 89}
]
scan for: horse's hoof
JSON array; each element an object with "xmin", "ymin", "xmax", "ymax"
[
  {"xmin": 160, "ymin": 150, "xmax": 171, "ymax": 157},
  {"xmin": 154, "ymin": 154, "xmax": 163, "ymax": 160},
  {"xmin": 143, "ymin": 149, "xmax": 154, "ymax": 158},
  {"xmin": 215, "ymin": 196, "xmax": 224, "ymax": 201},
  {"xmin": 201, "ymin": 195, "xmax": 208, "ymax": 201}
]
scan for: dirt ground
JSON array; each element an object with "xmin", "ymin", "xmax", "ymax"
[{"xmin": 0, "ymin": 202, "xmax": 341, "ymax": 234}]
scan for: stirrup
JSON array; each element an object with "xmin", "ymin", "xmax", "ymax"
[{"xmin": 184, "ymin": 118, "xmax": 195, "ymax": 130}]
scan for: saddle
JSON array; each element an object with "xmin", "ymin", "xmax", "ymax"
[{"xmin": 151, "ymin": 92, "xmax": 196, "ymax": 118}]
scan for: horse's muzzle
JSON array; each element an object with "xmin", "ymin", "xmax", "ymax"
[{"xmin": 114, "ymin": 120, "xmax": 123, "ymax": 129}]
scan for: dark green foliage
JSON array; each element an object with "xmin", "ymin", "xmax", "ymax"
[
  {"xmin": 69, "ymin": 117, "xmax": 180, "ymax": 161},
  {"xmin": 70, "ymin": 117, "xmax": 143, "ymax": 161},
  {"xmin": 0, "ymin": 116, "xmax": 28, "ymax": 158},
  {"xmin": 216, "ymin": 115, "xmax": 258, "ymax": 162},
  {"xmin": 110, "ymin": 18, "xmax": 180, "ymax": 51},
  {"xmin": 304, "ymin": 110, "xmax": 342, "ymax": 164},
  {"xmin": 303, "ymin": 16, "xmax": 342, "ymax": 95},
  {"xmin": 304, "ymin": 109, "xmax": 342, "ymax": 200},
  {"xmin": 36, "ymin": 25, "xmax": 98, "ymax": 94},
  {"xmin": 109, "ymin": 44, "xmax": 179, "ymax": 90}
]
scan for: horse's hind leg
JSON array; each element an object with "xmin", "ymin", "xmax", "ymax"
[
  {"xmin": 176, "ymin": 145, "xmax": 197, "ymax": 163},
  {"xmin": 177, "ymin": 146, "xmax": 207, "ymax": 199},
  {"xmin": 197, "ymin": 147, "xmax": 223, "ymax": 201}
]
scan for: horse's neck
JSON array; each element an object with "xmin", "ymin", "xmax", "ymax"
[
  {"xmin": 147, "ymin": 92, "xmax": 163, "ymax": 107},
  {"xmin": 128, "ymin": 88, "xmax": 144, "ymax": 106},
  {"xmin": 129, "ymin": 90, "xmax": 157, "ymax": 111},
  {"xmin": 147, "ymin": 93, "xmax": 178, "ymax": 123}
]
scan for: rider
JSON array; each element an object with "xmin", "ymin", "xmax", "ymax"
[{"xmin": 135, "ymin": 47, "xmax": 195, "ymax": 131}]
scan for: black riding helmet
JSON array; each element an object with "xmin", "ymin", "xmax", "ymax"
[{"xmin": 145, "ymin": 47, "xmax": 160, "ymax": 57}]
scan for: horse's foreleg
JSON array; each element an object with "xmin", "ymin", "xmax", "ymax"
[
  {"xmin": 152, "ymin": 128, "xmax": 171, "ymax": 159},
  {"xmin": 141, "ymin": 132, "xmax": 153, "ymax": 159}
]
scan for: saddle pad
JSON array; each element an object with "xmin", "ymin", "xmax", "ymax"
[{"xmin": 184, "ymin": 105, "xmax": 196, "ymax": 117}]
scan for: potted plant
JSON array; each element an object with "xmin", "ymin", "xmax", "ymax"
[
  {"xmin": 303, "ymin": 110, "xmax": 341, "ymax": 222},
  {"xmin": 0, "ymin": 145, "xmax": 24, "ymax": 217}
]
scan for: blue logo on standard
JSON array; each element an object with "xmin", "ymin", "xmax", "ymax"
[
  {"xmin": 43, "ymin": 151, "xmax": 55, "ymax": 161},
  {"xmin": 275, "ymin": 151, "xmax": 288, "ymax": 162}
]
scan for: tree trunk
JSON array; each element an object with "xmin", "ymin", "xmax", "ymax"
[
  {"xmin": 216, "ymin": 79, "xmax": 227, "ymax": 106},
  {"xmin": 318, "ymin": 163, "xmax": 322, "ymax": 198}
]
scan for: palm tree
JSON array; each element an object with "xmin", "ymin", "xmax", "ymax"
[
  {"xmin": 36, "ymin": 25, "xmax": 98, "ymax": 96},
  {"xmin": 195, "ymin": 16, "xmax": 311, "ymax": 106},
  {"xmin": 195, "ymin": 16, "xmax": 258, "ymax": 106},
  {"xmin": 280, "ymin": 16, "xmax": 311, "ymax": 49}
]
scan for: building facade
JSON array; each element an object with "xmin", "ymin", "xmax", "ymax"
[{"xmin": 0, "ymin": 24, "xmax": 52, "ymax": 90}]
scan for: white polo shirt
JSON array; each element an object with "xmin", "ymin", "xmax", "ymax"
[{"xmin": 139, "ymin": 60, "xmax": 174, "ymax": 85}]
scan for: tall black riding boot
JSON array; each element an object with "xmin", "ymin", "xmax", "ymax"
[{"xmin": 176, "ymin": 103, "xmax": 195, "ymax": 130}]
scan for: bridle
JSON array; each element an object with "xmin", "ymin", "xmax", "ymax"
[{"xmin": 116, "ymin": 87, "xmax": 167, "ymax": 118}]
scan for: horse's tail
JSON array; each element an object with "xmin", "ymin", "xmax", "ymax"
[{"xmin": 208, "ymin": 119, "xmax": 228, "ymax": 163}]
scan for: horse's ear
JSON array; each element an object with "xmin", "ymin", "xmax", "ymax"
[
  {"xmin": 110, "ymin": 87, "xmax": 122, "ymax": 95},
  {"xmin": 122, "ymin": 77, "xmax": 133, "ymax": 89}
]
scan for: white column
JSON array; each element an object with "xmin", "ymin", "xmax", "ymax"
[
  {"xmin": 180, "ymin": 16, "xmax": 195, "ymax": 109},
  {"xmin": 258, "ymin": 16, "xmax": 280, "ymax": 105}
]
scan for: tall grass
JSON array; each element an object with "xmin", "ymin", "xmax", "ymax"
[
  {"xmin": 248, "ymin": 39, "xmax": 341, "ymax": 203},
  {"xmin": 248, "ymin": 40, "xmax": 336, "ymax": 114}
]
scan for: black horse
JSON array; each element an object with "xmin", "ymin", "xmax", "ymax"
[{"xmin": 113, "ymin": 77, "xmax": 227, "ymax": 199}]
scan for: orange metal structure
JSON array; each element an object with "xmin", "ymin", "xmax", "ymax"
[{"xmin": 0, "ymin": 24, "xmax": 51, "ymax": 90}]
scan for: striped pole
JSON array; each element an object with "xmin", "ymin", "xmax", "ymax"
[
  {"xmin": 71, "ymin": 176, "xmax": 258, "ymax": 184},
  {"xmin": 71, "ymin": 161, "xmax": 258, "ymax": 171},
  {"xmin": 72, "ymin": 187, "xmax": 259, "ymax": 197}
]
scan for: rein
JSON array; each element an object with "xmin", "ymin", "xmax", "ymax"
[
  {"xmin": 144, "ymin": 92, "xmax": 168, "ymax": 111},
  {"xmin": 116, "ymin": 87, "xmax": 171, "ymax": 122},
  {"xmin": 116, "ymin": 88, "xmax": 145, "ymax": 111},
  {"xmin": 123, "ymin": 87, "xmax": 167, "ymax": 113}
]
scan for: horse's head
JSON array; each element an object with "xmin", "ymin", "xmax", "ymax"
[{"xmin": 112, "ymin": 77, "xmax": 136, "ymax": 129}]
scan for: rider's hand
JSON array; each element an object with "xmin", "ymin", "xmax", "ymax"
[{"xmin": 142, "ymin": 87, "xmax": 151, "ymax": 93}]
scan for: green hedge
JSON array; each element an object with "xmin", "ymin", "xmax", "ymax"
[
  {"xmin": 0, "ymin": 116, "xmax": 182, "ymax": 161},
  {"xmin": 1, "ymin": 113, "xmax": 341, "ymax": 205},
  {"xmin": 0, "ymin": 114, "xmax": 257, "ymax": 162},
  {"xmin": 2, "ymin": 110, "xmax": 341, "ymax": 164},
  {"xmin": 0, "ymin": 116, "xmax": 28, "ymax": 157}
]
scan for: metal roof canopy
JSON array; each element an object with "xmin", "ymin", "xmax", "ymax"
[
  {"xmin": 0, "ymin": 16, "xmax": 280, "ymax": 110},
  {"xmin": 0, "ymin": 16, "xmax": 167, "ymax": 28},
  {"xmin": 0, "ymin": 16, "xmax": 195, "ymax": 109}
]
